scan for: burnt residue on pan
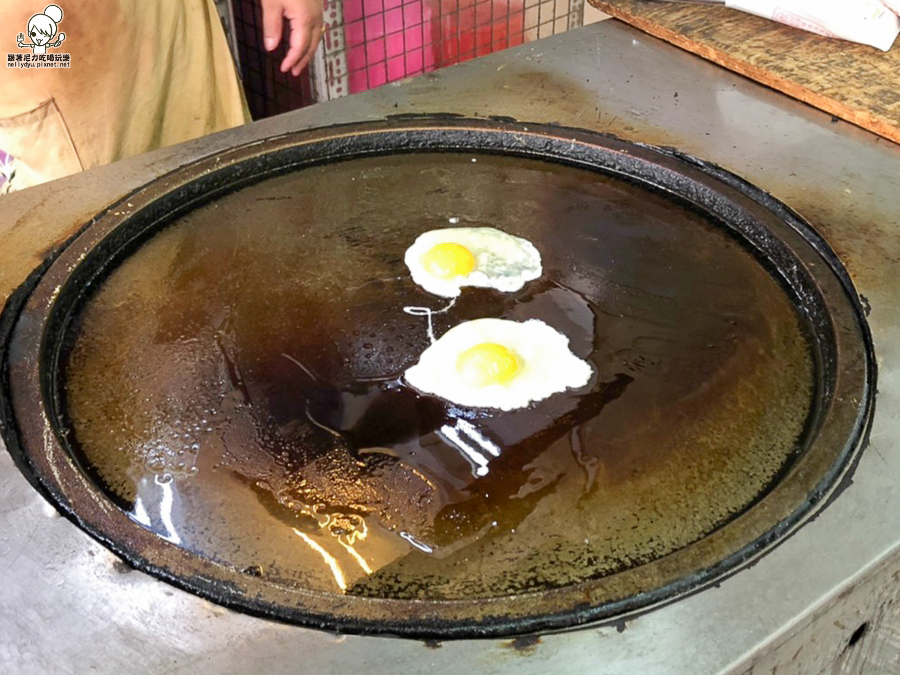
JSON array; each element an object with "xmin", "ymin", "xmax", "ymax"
[{"xmin": 0, "ymin": 119, "xmax": 874, "ymax": 637}]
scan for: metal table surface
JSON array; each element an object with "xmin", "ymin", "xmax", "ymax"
[{"xmin": 1, "ymin": 21, "xmax": 899, "ymax": 675}]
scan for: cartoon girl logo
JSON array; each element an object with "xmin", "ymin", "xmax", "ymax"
[
  {"xmin": 16, "ymin": 5, "xmax": 66, "ymax": 55},
  {"xmin": 0, "ymin": 150, "xmax": 17, "ymax": 196}
]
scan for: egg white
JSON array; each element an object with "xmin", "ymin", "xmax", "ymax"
[
  {"xmin": 404, "ymin": 227, "xmax": 542, "ymax": 298},
  {"xmin": 404, "ymin": 318, "xmax": 593, "ymax": 411}
]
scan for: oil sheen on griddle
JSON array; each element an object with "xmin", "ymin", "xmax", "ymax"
[{"xmin": 61, "ymin": 153, "xmax": 815, "ymax": 599}]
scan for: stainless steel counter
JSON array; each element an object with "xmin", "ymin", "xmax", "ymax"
[{"xmin": 2, "ymin": 21, "xmax": 899, "ymax": 674}]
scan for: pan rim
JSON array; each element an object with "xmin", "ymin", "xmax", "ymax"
[{"xmin": 0, "ymin": 117, "xmax": 875, "ymax": 639}]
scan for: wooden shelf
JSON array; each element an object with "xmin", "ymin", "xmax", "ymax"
[{"xmin": 590, "ymin": 0, "xmax": 900, "ymax": 143}]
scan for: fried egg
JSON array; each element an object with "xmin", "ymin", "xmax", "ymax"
[
  {"xmin": 404, "ymin": 227, "xmax": 542, "ymax": 298},
  {"xmin": 404, "ymin": 318, "xmax": 592, "ymax": 410}
]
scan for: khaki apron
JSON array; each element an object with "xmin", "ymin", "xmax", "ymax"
[{"xmin": 0, "ymin": 0, "xmax": 249, "ymax": 193}]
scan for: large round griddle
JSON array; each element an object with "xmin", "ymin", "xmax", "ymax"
[{"xmin": 0, "ymin": 119, "xmax": 874, "ymax": 638}]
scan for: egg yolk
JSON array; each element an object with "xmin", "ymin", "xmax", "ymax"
[
  {"xmin": 457, "ymin": 343, "xmax": 520, "ymax": 387},
  {"xmin": 422, "ymin": 242, "xmax": 476, "ymax": 279}
]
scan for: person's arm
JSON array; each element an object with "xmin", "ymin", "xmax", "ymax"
[{"xmin": 260, "ymin": 0, "xmax": 324, "ymax": 77}]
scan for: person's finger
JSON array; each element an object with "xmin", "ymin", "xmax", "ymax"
[
  {"xmin": 261, "ymin": 0, "xmax": 284, "ymax": 52},
  {"xmin": 290, "ymin": 25, "xmax": 323, "ymax": 76},
  {"xmin": 280, "ymin": 15, "xmax": 313, "ymax": 73}
]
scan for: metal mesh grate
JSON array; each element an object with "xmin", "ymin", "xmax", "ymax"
[
  {"xmin": 231, "ymin": 0, "xmax": 318, "ymax": 118},
  {"xmin": 229, "ymin": 0, "xmax": 584, "ymax": 118}
]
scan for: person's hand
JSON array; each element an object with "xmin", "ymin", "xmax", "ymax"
[{"xmin": 261, "ymin": 0, "xmax": 324, "ymax": 77}]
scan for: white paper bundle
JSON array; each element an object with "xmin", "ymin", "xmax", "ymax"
[{"xmin": 725, "ymin": 0, "xmax": 900, "ymax": 51}]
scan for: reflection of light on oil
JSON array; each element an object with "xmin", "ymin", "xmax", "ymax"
[
  {"xmin": 293, "ymin": 528, "xmax": 347, "ymax": 591},
  {"xmin": 310, "ymin": 503, "xmax": 333, "ymax": 528},
  {"xmin": 340, "ymin": 540, "xmax": 372, "ymax": 574},
  {"xmin": 457, "ymin": 419, "xmax": 501, "ymax": 457},
  {"xmin": 132, "ymin": 496, "xmax": 151, "ymax": 527},
  {"xmin": 439, "ymin": 425, "xmax": 488, "ymax": 476},
  {"xmin": 343, "ymin": 515, "xmax": 368, "ymax": 546},
  {"xmin": 155, "ymin": 473, "xmax": 182, "ymax": 544},
  {"xmin": 291, "ymin": 508, "xmax": 378, "ymax": 585},
  {"xmin": 438, "ymin": 419, "xmax": 502, "ymax": 478},
  {"xmin": 400, "ymin": 531, "xmax": 434, "ymax": 553}
]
